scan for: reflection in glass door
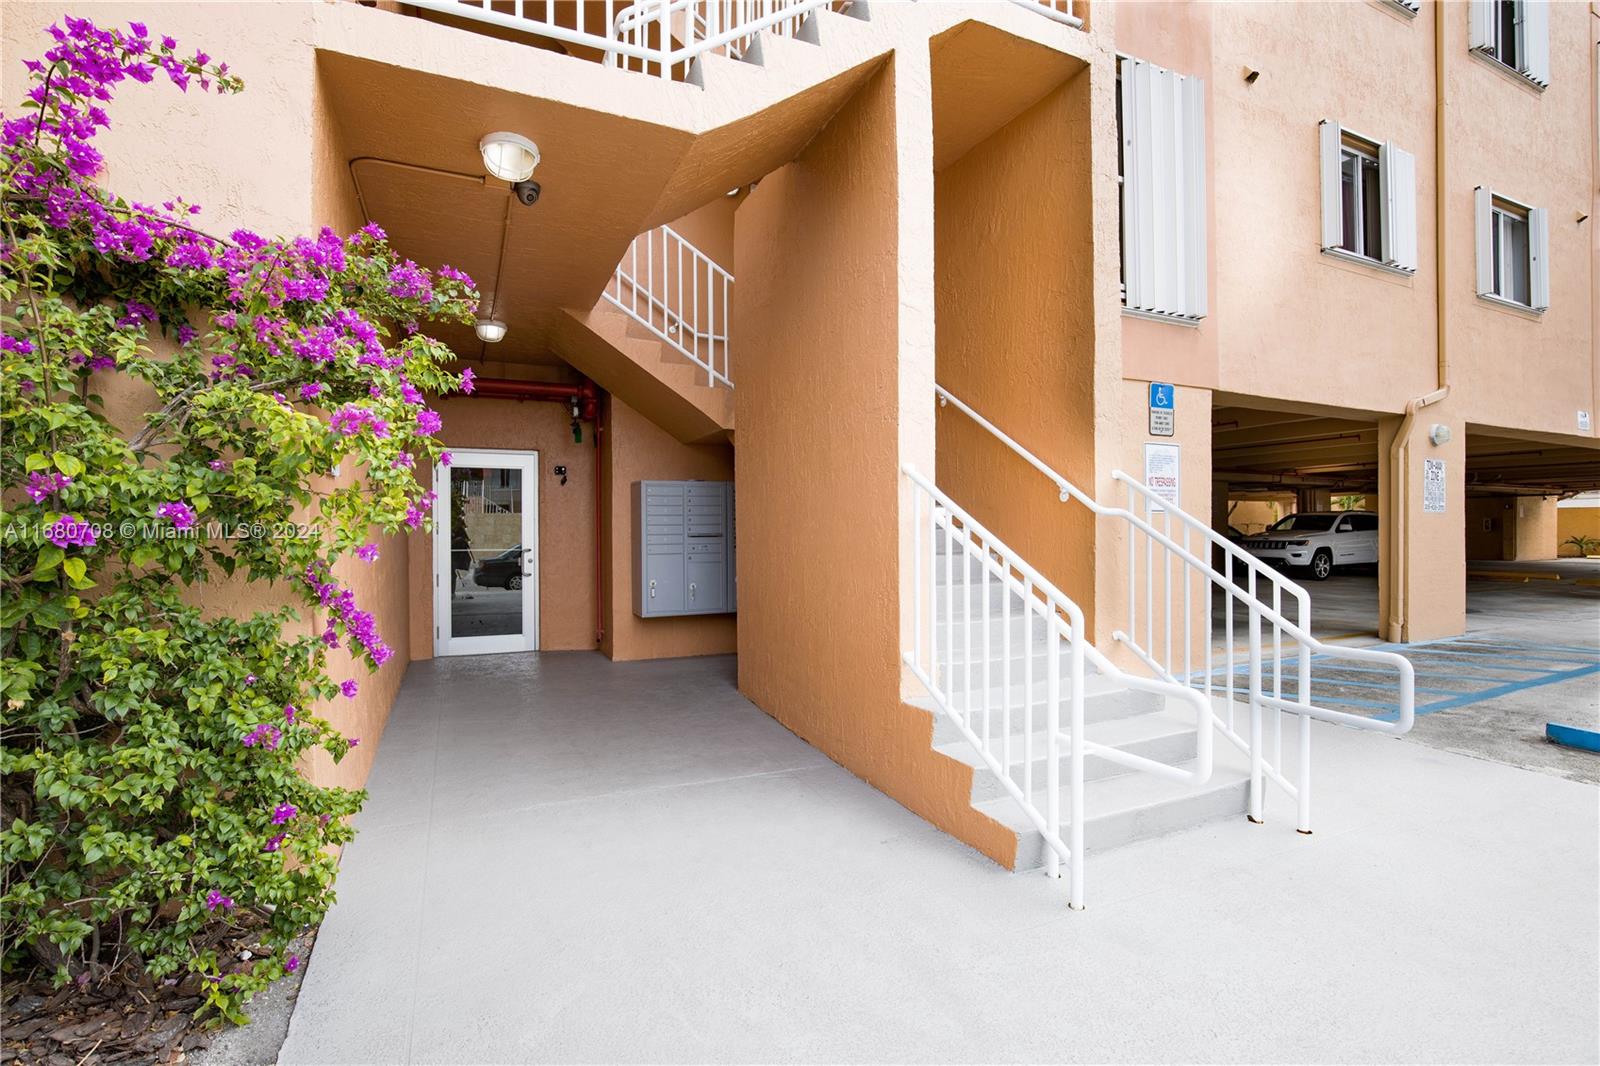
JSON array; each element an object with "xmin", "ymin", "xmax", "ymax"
[{"xmin": 433, "ymin": 450, "xmax": 538, "ymax": 656}]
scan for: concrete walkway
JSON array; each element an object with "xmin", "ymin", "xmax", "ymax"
[{"xmin": 279, "ymin": 653, "xmax": 1599, "ymax": 1064}]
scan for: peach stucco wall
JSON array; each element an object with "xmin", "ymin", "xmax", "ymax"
[{"xmin": 735, "ymin": 60, "xmax": 1017, "ymax": 867}]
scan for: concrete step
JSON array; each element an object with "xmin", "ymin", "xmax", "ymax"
[
  {"xmin": 908, "ymin": 676, "xmax": 1164, "ymax": 746},
  {"xmin": 985, "ymin": 743, "xmax": 1254, "ymax": 869},
  {"xmin": 936, "ymin": 709, "xmax": 1201, "ymax": 804}
]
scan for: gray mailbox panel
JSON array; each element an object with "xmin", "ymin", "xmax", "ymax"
[{"xmin": 633, "ymin": 480, "xmax": 735, "ymax": 617}]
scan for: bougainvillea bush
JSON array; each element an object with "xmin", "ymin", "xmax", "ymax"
[{"xmin": 1, "ymin": 18, "xmax": 477, "ymax": 1020}]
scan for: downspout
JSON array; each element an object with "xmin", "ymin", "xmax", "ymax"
[{"xmin": 1387, "ymin": 1, "xmax": 1454, "ymax": 643}]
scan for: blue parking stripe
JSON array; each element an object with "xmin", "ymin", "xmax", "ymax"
[
  {"xmin": 1399, "ymin": 648, "xmax": 1598, "ymax": 668},
  {"xmin": 1418, "ymin": 662, "xmax": 1600, "ymax": 713}
]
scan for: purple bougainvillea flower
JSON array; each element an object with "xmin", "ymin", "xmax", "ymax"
[
  {"xmin": 244, "ymin": 674, "xmax": 256, "ymax": 685},
  {"xmin": 356, "ymin": 543, "xmax": 379, "ymax": 563},
  {"xmin": 415, "ymin": 409, "xmax": 442, "ymax": 436},
  {"xmin": 208, "ymin": 459, "xmax": 229, "ymax": 471},
  {"xmin": 299, "ymin": 382, "xmax": 324, "ymax": 402},
  {"xmin": 271, "ymin": 803, "xmax": 297, "ymax": 825},
  {"xmin": 156, "ymin": 501, "xmax": 197, "ymax": 530},
  {"xmin": 242, "ymin": 722, "xmax": 281, "ymax": 750},
  {"xmin": 285, "ymin": 955, "xmax": 300, "ymax": 973},
  {"xmin": 263, "ymin": 833, "xmax": 286, "ymax": 853},
  {"xmin": 205, "ymin": 889, "xmax": 234, "ymax": 912},
  {"xmin": 348, "ymin": 737, "xmax": 360, "ymax": 748},
  {"xmin": 46, "ymin": 515, "xmax": 96, "ymax": 548},
  {"xmin": 283, "ymin": 703, "xmax": 296, "ymax": 722},
  {"xmin": 26, "ymin": 471, "xmax": 72, "ymax": 502},
  {"xmin": 459, "ymin": 367, "xmax": 475, "ymax": 394},
  {"xmin": 341, "ymin": 679, "xmax": 358, "ymax": 700},
  {"xmin": 440, "ymin": 452, "xmax": 452, "ymax": 468}
]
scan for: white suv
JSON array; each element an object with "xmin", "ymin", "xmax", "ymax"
[{"xmin": 1239, "ymin": 511, "xmax": 1379, "ymax": 580}]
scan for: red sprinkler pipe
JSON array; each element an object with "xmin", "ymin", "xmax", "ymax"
[{"xmin": 468, "ymin": 377, "xmax": 599, "ymax": 423}]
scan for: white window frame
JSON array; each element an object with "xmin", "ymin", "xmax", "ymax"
[
  {"xmin": 1474, "ymin": 186, "xmax": 1549, "ymax": 312},
  {"xmin": 1470, "ymin": 0, "xmax": 1550, "ymax": 88},
  {"xmin": 1339, "ymin": 141, "xmax": 1382, "ymax": 261},
  {"xmin": 1118, "ymin": 54, "xmax": 1207, "ymax": 325},
  {"xmin": 1318, "ymin": 121, "xmax": 1418, "ymax": 276}
]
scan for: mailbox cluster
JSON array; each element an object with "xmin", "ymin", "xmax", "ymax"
[{"xmin": 631, "ymin": 480, "xmax": 736, "ymax": 617}]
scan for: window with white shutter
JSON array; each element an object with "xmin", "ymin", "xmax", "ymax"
[
  {"xmin": 1474, "ymin": 186, "xmax": 1549, "ymax": 311},
  {"xmin": 1318, "ymin": 121, "xmax": 1417, "ymax": 274},
  {"xmin": 1118, "ymin": 56, "xmax": 1207, "ymax": 323},
  {"xmin": 1470, "ymin": 0, "xmax": 1550, "ymax": 87}
]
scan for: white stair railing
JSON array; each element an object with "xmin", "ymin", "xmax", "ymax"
[
  {"xmin": 1008, "ymin": 0, "xmax": 1085, "ymax": 29},
  {"xmin": 603, "ymin": 224, "xmax": 733, "ymax": 389},
  {"xmin": 903, "ymin": 465, "xmax": 1215, "ymax": 910},
  {"xmin": 933, "ymin": 384, "xmax": 1416, "ymax": 833},
  {"xmin": 407, "ymin": 0, "xmax": 843, "ymax": 82}
]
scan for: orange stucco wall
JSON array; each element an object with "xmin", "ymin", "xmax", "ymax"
[
  {"xmin": 1557, "ymin": 504, "xmax": 1600, "ymax": 555},
  {"xmin": 599, "ymin": 396, "xmax": 738, "ymax": 661},
  {"xmin": 735, "ymin": 60, "xmax": 1017, "ymax": 867},
  {"xmin": 934, "ymin": 71, "xmax": 1097, "ymax": 625}
]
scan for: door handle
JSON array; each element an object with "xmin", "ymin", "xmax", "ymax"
[{"xmin": 689, "ymin": 581, "xmax": 697, "ymax": 601}]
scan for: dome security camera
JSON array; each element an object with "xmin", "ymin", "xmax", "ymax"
[{"xmin": 512, "ymin": 179, "xmax": 541, "ymax": 206}]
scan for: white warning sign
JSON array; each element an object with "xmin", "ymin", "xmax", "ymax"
[
  {"xmin": 1143, "ymin": 443, "xmax": 1181, "ymax": 512},
  {"xmin": 1422, "ymin": 458, "xmax": 1446, "ymax": 514}
]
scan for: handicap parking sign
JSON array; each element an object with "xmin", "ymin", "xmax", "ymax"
[{"xmin": 1148, "ymin": 382, "xmax": 1174, "ymax": 436}]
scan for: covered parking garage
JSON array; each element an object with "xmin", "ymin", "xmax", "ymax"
[
  {"xmin": 1210, "ymin": 399, "xmax": 1600, "ymax": 640},
  {"xmin": 1210, "ymin": 401, "xmax": 1384, "ymax": 638}
]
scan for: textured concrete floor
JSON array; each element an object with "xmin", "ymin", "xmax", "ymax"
[{"xmin": 277, "ymin": 652, "xmax": 1599, "ymax": 1065}]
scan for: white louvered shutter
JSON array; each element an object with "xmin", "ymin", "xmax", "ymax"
[
  {"xmin": 1319, "ymin": 120, "xmax": 1342, "ymax": 250},
  {"xmin": 1120, "ymin": 57, "xmax": 1207, "ymax": 320},
  {"xmin": 1474, "ymin": 187, "xmax": 1494, "ymax": 296},
  {"xmin": 1468, "ymin": 0, "xmax": 1494, "ymax": 51},
  {"xmin": 1182, "ymin": 73, "xmax": 1207, "ymax": 317},
  {"xmin": 1528, "ymin": 206, "xmax": 1550, "ymax": 310},
  {"xmin": 1379, "ymin": 142, "xmax": 1418, "ymax": 273},
  {"xmin": 1523, "ymin": 0, "xmax": 1551, "ymax": 86}
]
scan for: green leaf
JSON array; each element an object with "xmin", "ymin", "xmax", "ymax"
[
  {"xmin": 51, "ymin": 452, "xmax": 85, "ymax": 478},
  {"xmin": 62, "ymin": 558, "xmax": 86, "ymax": 583}
]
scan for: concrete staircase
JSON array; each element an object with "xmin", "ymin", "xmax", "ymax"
[
  {"xmin": 912, "ymin": 528, "xmax": 1250, "ymax": 871},
  {"xmin": 554, "ymin": 301, "xmax": 733, "ymax": 444}
]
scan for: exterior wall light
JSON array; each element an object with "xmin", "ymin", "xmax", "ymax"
[
  {"xmin": 475, "ymin": 318, "xmax": 508, "ymax": 343},
  {"xmin": 1428, "ymin": 423, "xmax": 1452, "ymax": 447},
  {"xmin": 478, "ymin": 132, "xmax": 540, "ymax": 183}
]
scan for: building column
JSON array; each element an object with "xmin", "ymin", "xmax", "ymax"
[{"xmin": 1379, "ymin": 412, "xmax": 1466, "ymax": 643}]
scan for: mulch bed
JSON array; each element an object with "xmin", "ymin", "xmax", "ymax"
[
  {"xmin": 1, "ymin": 929, "xmax": 314, "ymax": 1065},
  {"xmin": 1, "ymin": 975, "xmax": 217, "ymax": 1065}
]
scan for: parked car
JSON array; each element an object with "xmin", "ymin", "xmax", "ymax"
[
  {"xmin": 1239, "ymin": 511, "xmax": 1379, "ymax": 580},
  {"xmin": 473, "ymin": 545, "xmax": 524, "ymax": 590}
]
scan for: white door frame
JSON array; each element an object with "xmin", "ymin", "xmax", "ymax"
[{"xmin": 432, "ymin": 449, "xmax": 539, "ymax": 656}]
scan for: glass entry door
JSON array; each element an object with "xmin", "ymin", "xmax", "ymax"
[{"xmin": 433, "ymin": 450, "xmax": 539, "ymax": 656}]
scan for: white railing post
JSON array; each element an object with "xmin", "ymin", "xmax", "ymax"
[
  {"xmin": 1247, "ymin": 604, "xmax": 1264, "ymax": 824},
  {"xmin": 1067, "ymin": 615, "xmax": 1086, "ymax": 910},
  {"xmin": 1045, "ymin": 612, "xmax": 1062, "ymax": 882}
]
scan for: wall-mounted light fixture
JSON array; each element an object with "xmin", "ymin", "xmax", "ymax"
[
  {"xmin": 478, "ymin": 132, "xmax": 540, "ymax": 183},
  {"xmin": 1428, "ymin": 423, "xmax": 1452, "ymax": 447},
  {"xmin": 1243, "ymin": 68, "xmax": 1261, "ymax": 84},
  {"xmin": 474, "ymin": 318, "xmax": 508, "ymax": 343}
]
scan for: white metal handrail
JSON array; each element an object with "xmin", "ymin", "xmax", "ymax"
[
  {"xmin": 610, "ymin": 0, "xmax": 845, "ymax": 76},
  {"xmin": 603, "ymin": 224, "xmax": 733, "ymax": 389},
  {"xmin": 933, "ymin": 384, "xmax": 1416, "ymax": 833},
  {"xmin": 1007, "ymin": 0, "xmax": 1085, "ymax": 29},
  {"xmin": 409, "ymin": 0, "xmax": 839, "ymax": 82},
  {"xmin": 903, "ymin": 464, "xmax": 1213, "ymax": 910}
]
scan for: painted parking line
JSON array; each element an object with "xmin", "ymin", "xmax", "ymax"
[{"xmin": 1191, "ymin": 637, "xmax": 1600, "ymax": 718}]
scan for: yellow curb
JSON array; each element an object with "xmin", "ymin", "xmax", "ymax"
[{"xmin": 1466, "ymin": 570, "xmax": 1563, "ymax": 582}]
